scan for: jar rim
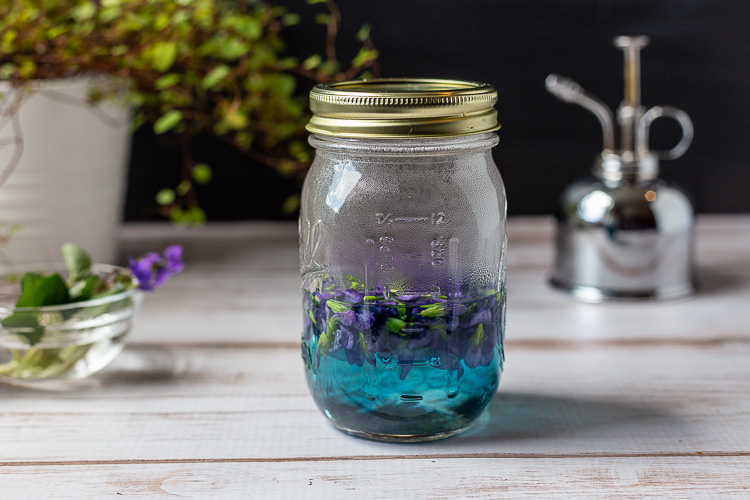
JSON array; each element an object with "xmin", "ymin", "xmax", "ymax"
[
  {"xmin": 306, "ymin": 78, "xmax": 500, "ymax": 139},
  {"xmin": 308, "ymin": 132, "xmax": 499, "ymax": 155}
]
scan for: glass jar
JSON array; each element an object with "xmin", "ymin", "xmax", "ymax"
[{"xmin": 299, "ymin": 79, "xmax": 507, "ymax": 442}]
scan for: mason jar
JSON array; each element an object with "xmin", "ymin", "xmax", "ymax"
[{"xmin": 299, "ymin": 79, "xmax": 507, "ymax": 442}]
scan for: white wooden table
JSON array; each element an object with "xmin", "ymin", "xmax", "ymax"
[{"xmin": 1, "ymin": 216, "xmax": 749, "ymax": 498}]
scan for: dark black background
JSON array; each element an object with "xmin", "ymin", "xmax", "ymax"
[{"xmin": 124, "ymin": 0, "xmax": 750, "ymax": 220}]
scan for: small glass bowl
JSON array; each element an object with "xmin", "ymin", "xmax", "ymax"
[{"xmin": 0, "ymin": 265, "xmax": 142, "ymax": 389}]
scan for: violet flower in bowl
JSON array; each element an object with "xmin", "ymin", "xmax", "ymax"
[{"xmin": 0, "ymin": 243, "xmax": 183, "ymax": 388}]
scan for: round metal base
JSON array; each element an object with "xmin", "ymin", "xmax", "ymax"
[{"xmin": 549, "ymin": 278, "xmax": 695, "ymax": 303}]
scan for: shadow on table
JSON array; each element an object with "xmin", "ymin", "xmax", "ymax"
[
  {"xmin": 0, "ymin": 349, "xmax": 188, "ymax": 394},
  {"xmin": 453, "ymin": 391, "xmax": 677, "ymax": 444},
  {"xmin": 93, "ymin": 348, "xmax": 192, "ymax": 385},
  {"xmin": 695, "ymin": 267, "xmax": 747, "ymax": 296}
]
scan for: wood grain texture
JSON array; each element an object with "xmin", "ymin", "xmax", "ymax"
[
  {"xmin": 2, "ymin": 456, "xmax": 750, "ymax": 499},
  {"xmin": 0, "ymin": 342, "xmax": 748, "ymax": 462},
  {"xmin": 0, "ymin": 216, "xmax": 747, "ymax": 497}
]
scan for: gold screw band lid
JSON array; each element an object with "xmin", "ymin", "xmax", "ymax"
[{"xmin": 306, "ymin": 78, "xmax": 500, "ymax": 138}]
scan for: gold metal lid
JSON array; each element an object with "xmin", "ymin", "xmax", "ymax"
[{"xmin": 306, "ymin": 78, "xmax": 500, "ymax": 138}]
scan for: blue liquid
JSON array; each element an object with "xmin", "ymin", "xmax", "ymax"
[{"xmin": 302, "ymin": 288, "xmax": 504, "ymax": 441}]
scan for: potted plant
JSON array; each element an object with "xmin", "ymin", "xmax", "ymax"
[{"xmin": 0, "ymin": 0, "xmax": 378, "ymax": 264}]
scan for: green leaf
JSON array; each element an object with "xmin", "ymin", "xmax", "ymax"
[
  {"xmin": 46, "ymin": 26, "xmax": 68, "ymax": 40},
  {"xmin": 282, "ymin": 13, "xmax": 300, "ymax": 26},
  {"xmin": 19, "ymin": 59, "xmax": 37, "ymax": 79},
  {"xmin": 318, "ymin": 59, "xmax": 340, "ymax": 75},
  {"xmin": 269, "ymin": 73, "xmax": 295, "ymax": 97},
  {"xmin": 19, "ymin": 273, "xmax": 45, "ymax": 298},
  {"xmin": 186, "ymin": 206, "xmax": 207, "ymax": 224},
  {"xmin": 16, "ymin": 273, "xmax": 70, "ymax": 308},
  {"xmin": 224, "ymin": 15, "xmax": 262, "ymax": 40},
  {"xmin": 302, "ymin": 54, "xmax": 322, "ymax": 70},
  {"xmin": 326, "ymin": 300, "xmax": 350, "ymax": 313},
  {"xmin": 69, "ymin": 275, "xmax": 102, "ymax": 302},
  {"xmin": 153, "ymin": 110, "xmax": 182, "ymax": 134},
  {"xmin": 352, "ymin": 48, "xmax": 379, "ymax": 67},
  {"xmin": 98, "ymin": 6, "xmax": 122, "ymax": 23},
  {"xmin": 0, "ymin": 63, "xmax": 16, "ymax": 80},
  {"xmin": 316, "ymin": 317, "xmax": 337, "ymax": 357},
  {"xmin": 170, "ymin": 206, "xmax": 206, "ymax": 226},
  {"xmin": 72, "ymin": 1, "xmax": 97, "ymax": 22},
  {"xmin": 201, "ymin": 65, "xmax": 230, "ymax": 89},
  {"xmin": 315, "ymin": 14, "xmax": 332, "ymax": 25},
  {"xmin": 385, "ymin": 317, "xmax": 406, "ymax": 334},
  {"xmin": 306, "ymin": 0, "xmax": 328, "ymax": 4},
  {"xmin": 218, "ymin": 38, "xmax": 249, "ymax": 61},
  {"xmin": 1, "ymin": 312, "xmax": 44, "ymax": 346},
  {"xmin": 281, "ymin": 194, "xmax": 300, "ymax": 215},
  {"xmin": 153, "ymin": 12, "xmax": 171, "ymax": 31},
  {"xmin": 191, "ymin": 163, "xmax": 213, "ymax": 184},
  {"xmin": 175, "ymin": 179, "xmax": 191, "ymax": 196},
  {"xmin": 155, "ymin": 74, "xmax": 180, "ymax": 90},
  {"xmin": 156, "ymin": 188, "xmax": 176, "ymax": 206},
  {"xmin": 1, "ymin": 30, "xmax": 17, "ymax": 53},
  {"xmin": 221, "ymin": 109, "xmax": 248, "ymax": 130},
  {"xmin": 419, "ymin": 302, "xmax": 447, "ymax": 318},
  {"xmin": 469, "ymin": 323, "xmax": 485, "ymax": 347},
  {"xmin": 150, "ymin": 41, "xmax": 178, "ymax": 72},
  {"xmin": 61, "ymin": 243, "xmax": 92, "ymax": 282},
  {"xmin": 355, "ymin": 23, "xmax": 371, "ymax": 42}
]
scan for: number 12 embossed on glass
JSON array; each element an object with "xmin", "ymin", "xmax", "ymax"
[{"xmin": 300, "ymin": 79, "xmax": 507, "ymax": 442}]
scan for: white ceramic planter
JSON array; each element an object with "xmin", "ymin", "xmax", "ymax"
[{"xmin": 0, "ymin": 77, "xmax": 130, "ymax": 267}]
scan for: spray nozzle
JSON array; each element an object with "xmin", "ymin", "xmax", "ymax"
[{"xmin": 546, "ymin": 36, "xmax": 693, "ymax": 163}]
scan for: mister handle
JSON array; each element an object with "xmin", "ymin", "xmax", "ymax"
[{"xmin": 638, "ymin": 106, "xmax": 693, "ymax": 161}]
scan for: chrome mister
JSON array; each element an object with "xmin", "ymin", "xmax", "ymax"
[{"xmin": 546, "ymin": 36, "xmax": 695, "ymax": 302}]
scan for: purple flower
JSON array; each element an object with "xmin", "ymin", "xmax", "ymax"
[
  {"xmin": 163, "ymin": 245, "xmax": 185, "ymax": 274},
  {"xmin": 469, "ymin": 308, "xmax": 492, "ymax": 327},
  {"xmin": 128, "ymin": 245, "xmax": 184, "ymax": 291},
  {"xmin": 336, "ymin": 310, "xmax": 358, "ymax": 327},
  {"xmin": 397, "ymin": 294, "xmax": 420, "ymax": 302},
  {"xmin": 332, "ymin": 328, "xmax": 356, "ymax": 351},
  {"xmin": 357, "ymin": 310, "xmax": 376, "ymax": 330},
  {"xmin": 341, "ymin": 288, "xmax": 364, "ymax": 303}
]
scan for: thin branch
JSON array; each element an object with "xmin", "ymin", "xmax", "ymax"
[
  {"xmin": 42, "ymin": 89, "xmax": 129, "ymax": 129},
  {"xmin": 179, "ymin": 136, "xmax": 198, "ymax": 208},
  {"xmin": 324, "ymin": 1, "xmax": 341, "ymax": 63},
  {"xmin": 0, "ymin": 112, "xmax": 24, "ymax": 189}
]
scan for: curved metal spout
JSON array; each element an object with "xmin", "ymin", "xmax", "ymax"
[{"xmin": 545, "ymin": 74, "xmax": 615, "ymax": 152}]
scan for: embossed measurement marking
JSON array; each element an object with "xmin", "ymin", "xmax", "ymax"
[
  {"xmin": 402, "ymin": 253, "xmax": 424, "ymax": 259},
  {"xmin": 378, "ymin": 235, "xmax": 394, "ymax": 272},
  {"xmin": 431, "ymin": 235, "xmax": 446, "ymax": 267},
  {"xmin": 376, "ymin": 212, "xmax": 447, "ymax": 226},
  {"xmin": 394, "ymin": 216, "xmax": 428, "ymax": 223}
]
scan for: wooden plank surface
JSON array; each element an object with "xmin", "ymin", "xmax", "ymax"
[
  {"xmin": 0, "ymin": 215, "xmax": 748, "ymax": 498},
  {"xmin": 2, "ymin": 457, "xmax": 750, "ymax": 499},
  {"xmin": 1, "ymin": 342, "xmax": 749, "ymax": 462}
]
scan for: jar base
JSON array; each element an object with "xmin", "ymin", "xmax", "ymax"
[{"xmin": 331, "ymin": 419, "xmax": 477, "ymax": 443}]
